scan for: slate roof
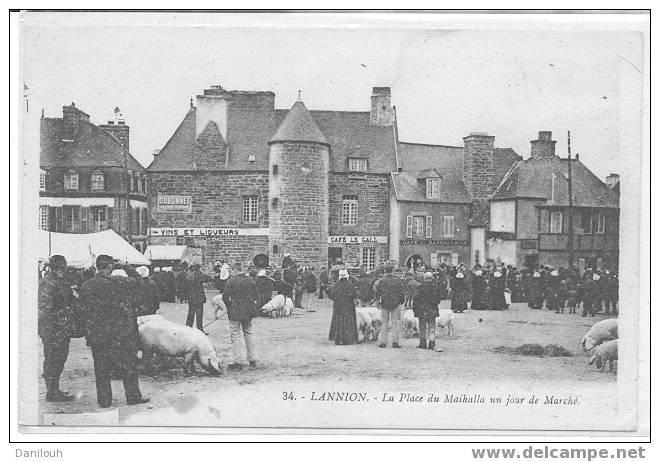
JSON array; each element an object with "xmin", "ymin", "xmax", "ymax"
[
  {"xmin": 148, "ymin": 103, "xmax": 396, "ymax": 173},
  {"xmin": 391, "ymin": 142, "xmax": 521, "ymax": 204},
  {"xmin": 269, "ymin": 101, "xmax": 328, "ymax": 145},
  {"xmin": 40, "ymin": 117, "xmax": 145, "ymax": 171},
  {"xmin": 492, "ymin": 155, "xmax": 619, "ymax": 208}
]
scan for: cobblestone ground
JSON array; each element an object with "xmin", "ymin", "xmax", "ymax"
[{"xmin": 36, "ymin": 293, "xmax": 619, "ymax": 430}]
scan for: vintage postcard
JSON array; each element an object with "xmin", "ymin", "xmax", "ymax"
[{"xmin": 14, "ymin": 10, "xmax": 649, "ymax": 437}]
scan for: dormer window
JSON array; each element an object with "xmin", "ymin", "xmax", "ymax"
[
  {"xmin": 426, "ymin": 177, "xmax": 440, "ymax": 199},
  {"xmin": 91, "ymin": 170, "xmax": 105, "ymax": 191},
  {"xmin": 64, "ymin": 170, "xmax": 79, "ymax": 191},
  {"xmin": 348, "ymin": 158, "xmax": 368, "ymax": 172}
]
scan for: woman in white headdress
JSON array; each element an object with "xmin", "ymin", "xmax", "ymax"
[
  {"xmin": 450, "ymin": 271, "xmax": 469, "ymax": 313},
  {"xmin": 470, "ymin": 269, "xmax": 488, "ymax": 310},
  {"xmin": 327, "ymin": 269, "xmax": 359, "ymax": 345}
]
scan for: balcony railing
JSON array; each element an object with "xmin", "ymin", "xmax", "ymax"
[{"xmin": 538, "ymin": 233, "xmax": 618, "ymax": 251}]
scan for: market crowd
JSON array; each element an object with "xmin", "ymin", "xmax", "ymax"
[{"xmin": 37, "ymin": 251, "xmax": 618, "ymax": 407}]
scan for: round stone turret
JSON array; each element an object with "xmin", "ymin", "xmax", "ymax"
[{"xmin": 268, "ymin": 100, "xmax": 329, "ymax": 268}]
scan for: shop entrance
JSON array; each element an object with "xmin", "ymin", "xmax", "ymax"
[
  {"xmin": 524, "ymin": 254, "xmax": 539, "ymax": 270},
  {"xmin": 328, "ymin": 247, "xmax": 343, "ymax": 266}
]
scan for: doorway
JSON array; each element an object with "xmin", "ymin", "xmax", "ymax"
[{"xmin": 328, "ymin": 247, "xmax": 343, "ymax": 266}]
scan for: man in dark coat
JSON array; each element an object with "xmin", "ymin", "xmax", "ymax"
[
  {"xmin": 282, "ymin": 264, "xmax": 297, "ymax": 299},
  {"xmin": 175, "ymin": 262, "xmax": 189, "ymax": 303},
  {"xmin": 38, "ymin": 255, "xmax": 76, "ymax": 402},
  {"xmin": 222, "ymin": 262, "xmax": 258, "ymax": 371},
  {"xmin": 135, "ymin": 266, "xmax": 159, "ymax": 316},
  {"xmin": 413, "ymin": 272, "xmax": 442, "ymax": 350},
  {"xmin": 374, "ymin": 264, "xmax": 405, "ymax": 348},
  {"xmin": 318, "ymin": 266, "xmax": 329, "ymax": 299},
  {"xmin": 582, "ymin": 273, "xmax": 600, "ymax": 317},
  {"xmin": 79, "ymin": 255, "xmax": 148, "ymax": 408},
  {"xmin": 185, "ymin": 264, "xmax": 211, "ymax": 332}
]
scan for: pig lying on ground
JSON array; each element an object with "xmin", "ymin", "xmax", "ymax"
[
  {"xmin": 137, "ymin": 314, "xmax": 167, "ymax": 325},
  {"xmin": 581, "ymin": 318, "xmax": 618, "ymax": 351},
  {"xmin": 588, "ymin": 339, "xmax": 618, "ymax": 372},
  {"xmin": 260, "ymin": 294, "xmax": 287, "ymax": 317},
  {"xmin": 435, "ymin": 309, "xmax": 456, "ymax": 336},
  {"xmin": 211, "ymin": 295, "xmax": 227, "ymax": 319},
  {"xmin": 138, "ymin": 320, "xmax": 223, "ymax": 376}
]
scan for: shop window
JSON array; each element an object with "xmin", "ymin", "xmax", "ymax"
[
  {"xmin": 342, "ymin": 195, "xmax": 358, "ymax": 226},
  {"xmin": 362, "ymin": 248, "xmax": 376, "ymax": 270},
  {"xmin": 63, "ymin": 206, "xmax": 80, "ymax": 232}
]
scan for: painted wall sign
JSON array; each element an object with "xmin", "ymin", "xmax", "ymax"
[
  {"xmin": 149, "ymin": 227, "xmax": 270, "ymax": 237},
  {"xmin": 400, "ymin": 239, "xmax": 469, "ymax": 247},
  {"xmin": 328, "ymin": 236, "xmax": 388, "ymax": 244},
  {"xmin": 157, "ymin": 195, "xmax": 192, "ymax": 212},
  {"xmin": 520, "ymin": 240, "xmax": 538, "ymax": 249}
]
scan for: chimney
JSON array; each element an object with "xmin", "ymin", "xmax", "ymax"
[
  {"xmin": 62, "ymin": 102, "xmax": 90, "ymax": 142},
  {"xmin": 463, "ymin": 132, "xmax": 496, "ymax": 200},
  {"xmin": 195, "ymin": 84, "xmax": 229, "ymax": 140},
  {"xmin": 370, "ymin": 87, "xmax": 393, "ymax": 126},
  {"xmin": 530, "ymin": 131, "xmax": 556, "ymax": 157},
  {"xmin": 152, "ymin": 149, "xmax": 161, "ymax": 158},
  {"xmin": 99, "ymin": 106, "xmax": 129, "ymax": 153},
  {"xmin": 606, "ymin": 173, "xmax": 620, "ymax": 188}
]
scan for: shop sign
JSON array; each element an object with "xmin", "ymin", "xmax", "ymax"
[
  {"xmin": 328, "ymin": 235, "xmax": 387, "ymax": 244},
  {"xmin": 149, "ymin": 227, "xmax": 269, "ymax": 237},
  {"xmin": 400, "ymin": 239, "xmax": 469, "ymax": 247},
  {"xmin": 520, "ymin": 240, "xmax": 538, "ymax": 249},
  {"xmin": 157, "ymin": 195, "xmax": 192, "ymax": 212}
]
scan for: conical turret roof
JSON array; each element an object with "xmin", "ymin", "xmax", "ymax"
[{"xmin": 269, "ymin": 100, "xmax": 329, "ymax": 145}]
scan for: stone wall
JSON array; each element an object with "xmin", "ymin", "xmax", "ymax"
[
  {"xmin": 463, "ymin": 134, "xmax": 495, "ymax": 200},
  {"xmin": 268, "ymin": 142, "xmax": 329, "ymax": 267}
]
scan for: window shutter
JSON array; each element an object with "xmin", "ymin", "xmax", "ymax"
[
  {"xmin": 451, "ymin": 253, "xmax": 458, "ymax": 266},
  {"xmin": 425, "ymin": 215, "xmax": 432, "ymax": 238},
  {"xmin": 406, "ymin": 215, "xmax": 413, "ymax": 238},
  {"xmin": 80, "ymin": 207, "xmax": 88, "ymax": 233},
  {"xmin": 107, "ymin": 207, "xmax": 114, "ymax": 230},
  {"xmin": 426, "ymin": 179, "xmax": 431, "ymax": 198}
]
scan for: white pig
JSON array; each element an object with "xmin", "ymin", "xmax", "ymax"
[
  {"xmin": 403, "ymin": 308, "xmax": 419, "ymax": 338},
  {"xmin": 588, "ymin": 339, "xmax": 618, "ymax": 372},
  {"xmin": 435, "ymin": 309, "xmax": 456, "ymax": 336},
  {"xmin": 211, "ymin": 295, "xmax": 227, "ymax": 319},
  {"xmin": 139, "ymin": 320, "xmax": 223, "ymax": 376},
  {"xmin": 137, "ymin": 314, "xmax": 167, "ymax": 325},
  {"xmin": 581, "ymin": 318, "xmax": 618, "ymax": 351},
  {"xmin": 360, "ymin": 306, "xmax": 382, "ymax": 340}
]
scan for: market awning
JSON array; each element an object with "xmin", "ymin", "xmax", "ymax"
[
  {"xmin": 144, "ymin": 245, "xmax": 187, "ymax": 261},
  {"xmin": 38, "ymin": 229, "xmax": 150, "ymax": 268}
]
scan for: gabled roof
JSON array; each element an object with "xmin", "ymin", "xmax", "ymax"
[
  {"xmin": 418, "ymin": 168, "xmax": 441, "ymax": 179},
  {"xmin": 148, "ymin": 104, "xmax": 396, "ymax": 173},
  {"xmin": 40, "ymin": 117, "xmax": 144, "ymax": 171},
  {"xmin": 492, "ymin": 155, "xmax": 619, "ymax": 208},
  {"xmin": 269, "ymin": 101, "xmax": 328, "ymax": 145}
]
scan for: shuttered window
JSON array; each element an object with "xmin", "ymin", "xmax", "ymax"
[
  {"xmin": 550, "ymin": 211, "xmax": 563, "ymax": 234},
  {"xmin": 63, "ymin": 206, "xmax": 80, "ymax": 232},
  {"xmin": 425, "ymin": 215, "xmax": 433, "ymax": 238},
  {"xmin": 406, "ymin": 215, "xmax": 413, "ymax": 238},
  {"xmin": 64, "ymin": 171, "xmax": 79, "ymax": 191}
]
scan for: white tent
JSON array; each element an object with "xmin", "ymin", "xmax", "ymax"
[
  {"xmin": 144, "ymin": 245, "xmax": 188, "ymax": 261},
  {"xmin": 38, "ymin": 229, "xmax": 150, "ymax": 268}
]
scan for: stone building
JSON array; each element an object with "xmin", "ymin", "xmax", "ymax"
[
  {"xmin": 39, "ymin": 104, "xmax": 149, "ymax": 251},
  {"xmin": 147, "ymin": 85, "xmax": 396, "ymax": 270},
  {"xmin": 484, "ymin": 131, "xmax": 620, "ymax": 271},
  {"xmin": 390, "ymin": 135, "xmax": 520, "ymax": 267}
]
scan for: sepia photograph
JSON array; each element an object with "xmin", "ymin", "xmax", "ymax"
[{"xmin": 12, "ymin": 9, "xmax": 649, "ymax": 441}]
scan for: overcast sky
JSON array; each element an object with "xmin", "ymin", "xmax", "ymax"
[{"xmin": 21, "ymin": 13, "xmax": 644, "ymax": 180}]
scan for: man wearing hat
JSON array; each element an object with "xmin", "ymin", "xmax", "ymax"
[
  {"xmin": 38, "ymin": 255, "xmax": 76, "ymax": 402},
  {"xmin": 185, "ymin": 263, "xmax": 212, "ymax": 332},
  {"xmin": 79, "ymin": 255, "xmax": 148, "ymax": 408},
  {"xmin": 374, "ymin": 263, "xmax": 405, "ymax": 348},
  {"xmin": 223, "ymin": 262, "xmax": 259, "ymax": 370}
]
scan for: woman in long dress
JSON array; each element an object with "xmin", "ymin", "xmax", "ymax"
[
  {"xmin": 450, "ymin": 272, "xmax": 469, "ymax": 313},
  {"xmin": 328, "ymin": 269, "xmax": 359, "ymax": 345},
  {"xmin": 470, "ymin": 269, "xmax": 488, "ymax": 310}
]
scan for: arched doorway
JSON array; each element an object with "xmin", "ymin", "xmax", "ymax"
[{"xmin": 406, "ymin": 254, "xmax": 423, "ymax": 270}]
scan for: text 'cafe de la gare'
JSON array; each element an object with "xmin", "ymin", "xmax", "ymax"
[{"xmin": 147, "ymin": 84, "xmax": 619, "ymax": 271}]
